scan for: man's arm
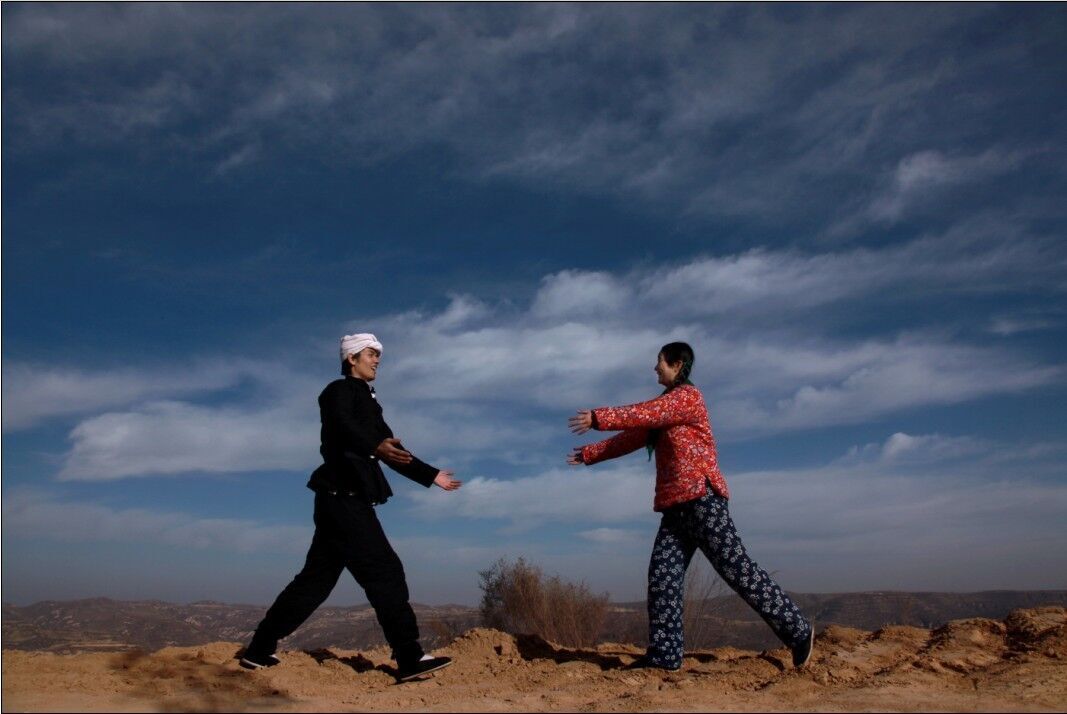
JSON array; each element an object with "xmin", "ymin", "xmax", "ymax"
[
  {"xmin": 377, "ymin": 416, "xmax": 439, "ymax": 488},
  {"xmin": 384, "ymin": 448, "xmax": 439, "ymax": 488}
]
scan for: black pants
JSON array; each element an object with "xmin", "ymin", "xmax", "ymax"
[{"xmin": 248, "ymin": 493, "xmax": 424, "ymax": 666}]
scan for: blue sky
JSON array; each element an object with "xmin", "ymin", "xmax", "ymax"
[{"xmin": 3, "ymin": 4, "xmax": 1066, "ymax": 607}]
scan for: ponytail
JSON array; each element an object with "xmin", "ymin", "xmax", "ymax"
[{"xmin": 646, "ymin": 342, "xmax": 695, "ymax": 459}]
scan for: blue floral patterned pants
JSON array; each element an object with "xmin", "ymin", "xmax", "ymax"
[{"xmin": 646, "ymin": 487, "xmax": 811, "ymax": 669}]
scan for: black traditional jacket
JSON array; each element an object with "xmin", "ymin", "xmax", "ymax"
[{"xmin": 306, "ymin": 376, "xmax": 438, "ymax": 503}]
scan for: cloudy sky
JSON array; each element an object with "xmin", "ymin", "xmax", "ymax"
[{"xmin": 3, "ymin": 4, "xmax": 1066, "ymax": 607}]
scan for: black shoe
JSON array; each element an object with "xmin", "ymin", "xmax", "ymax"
[
  {"xmin": 239, "ymin": 651, "xmax": 281, "ymax": 670},
  {"xmin": 792, "ymin": 624, "xmax": 815, "ymax": 668},
  {"xmin": 396, "ymin": 655, "xmax": 453, "ymax": 682},
  {"xmin": 624, "ymin": 655, "xmax": 681, "ymax": 672}
]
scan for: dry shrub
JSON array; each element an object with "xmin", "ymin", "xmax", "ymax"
[
  {"xmin": 479, "ymin": 557, "xmax": 609, "ymax": 648},
  {"xmin": 683, "ymin": 557, "xmax": 731, "ymax": 649}
]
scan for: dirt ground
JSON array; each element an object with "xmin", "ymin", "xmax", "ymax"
[{"xmin": 4, "ymin": 607, "xmax": 1066, "ymax": 712}]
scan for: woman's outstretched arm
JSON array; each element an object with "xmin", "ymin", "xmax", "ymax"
[
  {"xmin": 572, "ymin": 428, "xmax": 649, "ymax": 466},
  {"xmin": 592, "ymin": 386, "xmax": 705, "ymax": 431}
]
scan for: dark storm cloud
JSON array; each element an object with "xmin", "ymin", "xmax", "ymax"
[{"xmin": 6, "ymin": 4, "xmax": 1063, "ymax": 230}]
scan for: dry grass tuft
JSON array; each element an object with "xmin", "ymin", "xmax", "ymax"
[{"xmin": 479, "ymin": 558, "xmax": 609, "ymax": 648}]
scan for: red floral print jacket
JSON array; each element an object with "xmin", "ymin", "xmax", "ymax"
[{"xmin": 580, "ymin": 384, "xmax": 729, "ymax": 511}]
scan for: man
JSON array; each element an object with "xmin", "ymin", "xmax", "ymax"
[{"xmin": 241, "ymin": 333, "xmax": 462, "ymax": 681}]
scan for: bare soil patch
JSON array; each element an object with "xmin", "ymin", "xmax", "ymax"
[{"xmin": 4, "ymin": 607, "xmax": 1065, "ymax": 712}]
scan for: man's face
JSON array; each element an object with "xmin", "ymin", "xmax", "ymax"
[{"xmin": 351, "ymin": 348, "xmax": 381, "ymax": 381}]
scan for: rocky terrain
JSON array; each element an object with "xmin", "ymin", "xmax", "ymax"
[{"xmin": 3, "ymin": 607, "xmax": 1066, "ymax": 712}]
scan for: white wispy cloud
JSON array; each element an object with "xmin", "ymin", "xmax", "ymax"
[
  {"xmin": 57, "ymin": 400, "xmax": 319, "ymax": 481},
  {"xmin": 18, "ymin": 228, "xmax": 1059, "ymax": 480},
  {"xmin": 8, "ymin": 430, "xmax": 1066, "ymax": 600},
  {"xmin": 868, "ymin": 149, "xmax": 1030, "ymax": 223},
  {"xmin": 530, "ymin": 270, "xmax": 632, "ymax": 320},
  {"xmin": 728, "ymin": 335, "xmax": 1061, "ymax": 435},
  {"xmin": 385, "ymin": 403, "xmax": 557, "ymax": 470},
  {"xmin": 645, "ymin": 218, "xmax": 1065, "ymax": 316},
  {"xmin": 2, "ymin": 491, "xmax": 310, "ymax": 554},
  {"xmin": 988, "ymin": 313, "xmax": 1062, "ymax": 336},
  {"xmin": 380, "ymin": 310, "xmax": 1060, "ymax": 440},
  {"xmin": 577, "ymin": 527, "xmax": 647, "ymax": 546},
  {"xmin": 375, "ymin": 232, "xmax": 1063, "ymax": 437},
  {"xmin": 405, "ymin": 431, "xmax": 1067, "ymax": 593},
  {"xmin": 1, "ymin": 360, "xmax": 259, "ymax": 432},
  {"xmin": 8, "ymin": 3, "xmax": 1046, "ymax": 226},
  {"xmin": 404, "ymin": 466, "xmax": 654, "ymax": 531},
  {"xmin": 402, "ymin": 430, "xmax": 1066, "ymax": 535},
  {"xmin": 733, "ymin": 470, "xmax": 1067, "ymax": 592},
  {"xmin": 839, "ymin": 432, "xmax": 987, "ymax": 466}
]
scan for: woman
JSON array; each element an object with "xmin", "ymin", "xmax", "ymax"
[{"xmin": 568, "ymin": 342, "xmax": 814, "ymax": 671}]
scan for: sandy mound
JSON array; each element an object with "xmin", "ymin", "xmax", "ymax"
[
  {"xmin": 4, "ymin": 608, "xmax": 1065, "ymax": 712},
  {"xmin": 1007, "ymin": 606, "xmax": 1067, "ymax": 655}
]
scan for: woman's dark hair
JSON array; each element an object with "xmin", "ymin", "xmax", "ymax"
[
  {"xmin": 647, "ymin": 342, "xmax": 696, "ymax": 459},
  {"xmin": 659, "ymin": 342, "xmax": 695, "ymax": 389}
]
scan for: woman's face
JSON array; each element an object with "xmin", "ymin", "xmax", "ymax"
[{"xmin": 655, "ymin": 353, "xmax": 682, "ymax": 387}]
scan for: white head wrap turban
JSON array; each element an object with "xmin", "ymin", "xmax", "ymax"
[{"xmin": 340, "ymin": 333, "xmax": 383, "ymax": 361}]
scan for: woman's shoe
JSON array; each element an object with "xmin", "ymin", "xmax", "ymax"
[
  {"xmin": 792, "ymin": 624, "xmax": 815, "ymax": 668},
  {"xmin": 624, "ymin": 655, "xmax": 681, "ymax": 672}
]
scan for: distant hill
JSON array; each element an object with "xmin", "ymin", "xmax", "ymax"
[
  {"xmin": 604, "ymin": 590, "xmax": 1067, "ymax": 650},
  {"xmin": 1, "ymin": 598, "xmax": 479, "ymax": 653},
  {"xmin": 4, "ymin": 591, "xmax": 1066, "ymax": 653}
]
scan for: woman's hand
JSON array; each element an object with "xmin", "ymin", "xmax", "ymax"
[
  {"xmin": 433, "ymin": 470, "xmax": 462, "ymax": 491},
  {"xmin": 566, "ymin": 447, "xmax": 585, "ymax": 466},
  {"xmin": 568, "ymin": 409, "xmax": 593, "ymax": 435},
  {"xmin": 375, "ymin": 437, "xmax": 413, "ymax": 464}
]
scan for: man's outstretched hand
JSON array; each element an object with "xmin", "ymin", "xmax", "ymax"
[
  {"xmin": 376, "ymin": 437, "xmax": 413, "ymax": 464},
  {"xmin": 434, "ymin": 470, "xmax": 462, "ymax": 491}
]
